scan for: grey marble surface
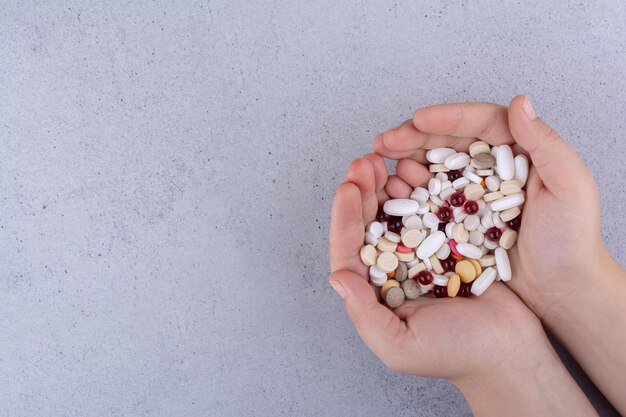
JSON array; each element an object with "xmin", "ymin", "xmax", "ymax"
[{"xmin": 1, "ymin": 1, "xmax": 624, "ymax": 416}]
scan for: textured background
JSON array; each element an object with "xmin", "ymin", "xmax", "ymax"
[{"xmin": 1, "ymin": 1, "xmax": 625, "ymax": 416}]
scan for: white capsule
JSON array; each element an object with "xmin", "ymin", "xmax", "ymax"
[
  {"xmin": 491, "ymin": 193, "xmax": 525, "ymax": 211},
  {"xmin": 367, "ymin": 221, "xmax": 384, "ymax": 238},
  {"xmin": 423, "ymin": 255, "xmax": 433, "ymax": 270},
  {"xmin": 452, "ymin": 177, "xmax": 470, "ymax": 190},
  {"xmin": 485, "ymin": 175, "xmax": 501, "ymax": 192},
  {"xmin": 464, "ymin": 215, "xmax": 480, "ymax": 231},
  {"xmin": 410, "ymin": 187, "xmax": 430, "ymax": 204},
  {"xmin": 463, "ymin": 169, "xmax": 482, "ymax": 184},
  {"xmin": 495, "ymin": 247, "xmax": 511, "ymax": 281},
  {"xmin": 415, "ymin": 231, "xmax": 446, "ymax": 259},
  {"xmin": 432, "ymin": 274, "xmax": 449, "ymax": 286},
  {"xmin": 514, "ymin": 155, "xmax": 529, "ymax": 187},
  {"xmin": 469, "ymin": 229, "xmax": 485, "ymax": 246},
  {"xmin": 471, "ymin": 267, "xmax": 497, "ymax": 296},
  {"xmin": 496, "ymin": 145, "xmax": 515, "ymax": 181},
  {"xmin": 427, "ymin": 147, "xmax": 457, "ymax": 164},
  {"xmin": 435, "ymin": 243, "xmax": 451, "ymax": 260},
  {"xmin": 444, "ymin": 152, "xmax": 471, "ymax": 170},
  {"xmin": 456, "ymin": 242, "xmax": 483, "ymax": 259},
  {"xmin": 384, "ymin": 199, "xmax": 419, "ymax": 216},
  {"xmin": 428, "ymin": 178, "xmax": 442, "ymax": 195},
  {"xmin": 422, "ymin": 212, "xmax": 439, "ymax": 229}
]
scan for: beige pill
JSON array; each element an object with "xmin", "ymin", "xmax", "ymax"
[
  {"xmin": 469, "ymin": 141, "xmax": 491, "ymax": 157},
  {"xmin": 478, "ymin": 254, "xmax": 496, "ymax": 267},
  {"xmin": 484, "ymin": 191, "xmax": 504, "ymax": 202},
  {"xmin": 500, "ymin": 207, "xmax": 521, "ymax": 222},
  {"xmin": 447, "ymin": 274, "xmax": 461, "ymax": 297},
  {"xmin": 499, "ymin": 229, "xmax": 518, "ymax": 250},
  {"xmin": 401, "ymin": 278, "xmax": 420, "ymax": 300},
  {"xmin": 472, "ymin": 152, "xmax": 496, "ymax": 169},
  {"xmin": 376, "ymin": 237, "xmax": 397, "ymax": 253},
  {"xmin": 464, "ymin": 183, "xmax": 485, "ymax": 201},
  {"xmin": 395, "ymin": 262, "xmax": 408, "ymax": 282},
  {"xmin": 455, "ymin": 260, "xmax": 477, "ymax": 283},
  {"xmin": 468, "ymin": 259, "xmax": 482, "ymax": 277},
  {"xmin": 428, "ymin": 201, "xmax": 439, "ymax": 214},
  {"xmin": 408, "ymin": 262, "xmax": 427, "ymax": 279},
  {"xmin": 500, "ymin": 180, "xmax": 522, "ymax": 196},
  {"xmin": 381, "ymin": 279, "xmax": 400, "ymax": 299},
  {"xmin": 429, "ymin": 255, "xmax": 444, "ymax": 274},
  {"xmin": 452, "ymin": 223, "xmax": 469, "ymax": 243},
  {"xmin": 401, "ymin": 229, "xmax": 423, "ymax": 248},
  {"xmin": 429, "ymin": 164, "xmax": 450, "ymax": 173},
  {"xmin": 395, "ymin": 251, "xmax": 415, "ymax": 262},
  {"xmin": 377, "ymin": 252, "xmax": 399, "ymax": 273},
  {"xmin": 385, "ymin": 286, "xmax": 405, "ymax": 308},
  {"xmin": 360, "ymin": 245, "xmax": 378, "ymax": 266}
]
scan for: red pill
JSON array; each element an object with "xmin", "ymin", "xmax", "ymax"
[
  {"xmin": 417, "ymin": 270, "xmax": 433, "ymax": 286},
  {"xmin": 434, "ymin": 285, "xmax": 448, "ymax": 298},
  {"xmin": 396, "ymin": 244, "xmax": 411, "ymax": 253},
  {"xmin": 507, "ymin": 217, "xmax": 521, "ymax": 231},
  {"xmin": 377, "ymin": 209, "xmax": 391, "ymax": 223},
  {"xmin": 387, "ymin": 218, "xmax": 403, "ymax": 233},
  {"xmin": 449, "ymin": 192, "xmax": 466, "ymax": 207},
  {"xmin": 449, "ymin": 239, "xmax": 461, "ymax": 257},
  {"xmin": 437, "ymin": 222, "xmax": 447, "ymax": 232},
  {"xmin": 441, "ymin": 256, "xmax": 457, "ymax": 272},
  {"xmin": 448, "ymin": 170, "xmax": 463, "ymax": 181},
  {"xmin": 437, "ymin": 207, "xmax": 452, "ymax": 222},
  {"xmin": 463, "ymin": 200, "xmax": 479, "ymax": 214},
  {"xmin": 486, "ymin": 227, "xmax": 502, "ymax": 241},
  {"xmin": 459, "ymin": 282, "xmax": 472, "ymax": 297}
]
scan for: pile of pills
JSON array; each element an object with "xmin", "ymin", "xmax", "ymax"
[{"xmin": 360, "ymin": 141, "xmax": 528, "ymax": 308}]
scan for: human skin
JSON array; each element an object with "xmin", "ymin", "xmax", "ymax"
[
  {"xmin": 328, "ymin": 156, "xmax": 597, "ymax": 414},
  {"xmin": 373, "ymin": 95, "xmax": 626, "ymax": 414}
]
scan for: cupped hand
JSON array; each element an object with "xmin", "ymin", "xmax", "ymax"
[
  {"xmin": 375, "ymin": 96, "xmax": 607, "ymax": 319},
  {"xmin": 328, "ymin": 154, "xmax": 546, "ymax": 382}
]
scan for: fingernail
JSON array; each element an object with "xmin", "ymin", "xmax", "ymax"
[
  {"xmin": 329, "ymin": 280, "xmax": 347, "ymax": 299},
  {"xmin": 522, "ymin": 96, "xmax": 537, "ymax": 120}
]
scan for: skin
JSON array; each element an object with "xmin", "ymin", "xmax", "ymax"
[{"xmin": 360, "ymin": 95, "xmax": 626, "ymax": 414}]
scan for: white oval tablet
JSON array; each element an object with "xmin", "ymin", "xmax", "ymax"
[
  {"xmin": 490, "ymin": 193, "xmax": 525, "ymax": 211},
  {"xmin": 436, "ymin": 243, "xmax": 451, "ymax": 260},
  {"xmin": 427, "ymin": 147, "xmax": 457, "ymax": 164},
  {"xmin": 452, "ymin": 177, "xmax": 470, "ymax": 190},
  {"xmin": 455, "ymin": 242, "xmax": 482, "ymax": 259},
  {"xmin": 496, "ymin": 145, "xmax": 515, "ymax": 181},
  {"xmin": 422, "ymin": 212, "xmax": 439, "ymax": 229},
  {"xmin": 415, "ymin": 231, "xmax": 446, "ymax": 259},
  {"xmin": 464, "ymin": 169, "xmax": 482, "ymax": 184},
  {"xmin": 495, "ymin": 247, "xmax": 511, "ymax": 281},
  {"xmin": 428, "ymin": 178, "xmax": 442, "ymax": 195},
  {"xmin": 444, "ymin": 152, "xmax": 471, "ymax": 170},
  {"xmin": 471, "ymin": 267, "xmax": 497, "ymax": 296},
  {"xmin": 410, "ymin": 187, "xmax": 430, "ymax": 204},
  {"xmin": 513, "ymin": 155, "xmax": 529, "ymax": 187},
  {"xmin": 383, "ymin": 199, "xmax": 420, "ymax": 216}
]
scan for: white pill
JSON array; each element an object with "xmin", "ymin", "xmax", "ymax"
[
  {"xmin": 469, "ymin": 229, "xmax": 485, "ymax": 246},
  {"xmin": 452, "ymin": 177, "xmax": 470, "ymax": 190},
  {"xmin": 417, "ymin": 203, "xmax": 430, "ymax": 215},
  {"xmin": 481, "ymin": 213, "xmax": 494, "ymax": 229},
  {"xmin": 369, "ymin": 265, "xmax": 387, "ymax": 285},
  {"xmin": 428, "ymin": 178, "xmax": 442, "ymax": 195},
  {"xmin": 485, "ymin": 175, "xmax": 501, "ymax": 192},
  {"xmin": 419, "ymin": 282, "xmax": 434, "ymax": 295},
  {"xmin": 476, "ymin": 199, "xmax": 488, "ymax": 217},
  {"xmin": 483, "ymin": 237, "xmax": 499, "ymax": 250},
  {"xmin": 490, "ymin": 145, "xmax": 499, "ymax": 157},
  {"xmin": 384, "ymin": 231, "xmax": 401, "ymax": 243},
  {"xmin": 422, "ymin": 212, "xmax": 439, "ymax": 229},
  {"xmin": 480, "ymin": 244, "xmax": 490, "ymax": 255},
  {"xmin": 440, "ymin": 187, "xmax": 455, "ymax": 201},
  {"xmin": 496, "ymin": 145, "xmax": 515, "ymax": 181},
  {"xmin": 464, "ymin": 169, "xmax": 482, "ymax": 184},
  {"xmin": 464, "ymin": 215, "xmax": 480, "ymax": 231},
  {"xmin": 490, "ymin": 193, "xmax": 525, "ymax": 211},
  {"xmin": 405, "ymin": 258, "xmax": 421, "ymax": 269},
  {"xmin": 415, "ymin": 231, "xmax": 446, "ymax": 259},
  {"xmin": 471, "ymin": 267, "xmax": 497, "ymax": 296},
  {"xmin": 444, "ymin": 152, "xmax": 471, "ymax": 170},
  {"xmin": 441, "ymin": 180, "xmax": 452, "ymax": 191},
  {"xmin": 410, "ymin": 187, "xmax": 430, "ymax": 204},
  {"xmin": 477, "ymin": 224, "xmax": 487, "ymax": 233},
  {"xmin": 382, "ymin": 222, "xmax": 388, "ymax": 233},
  {"xmin": 404, "ymin": 215, "xmax": 422, "ymax": 230},
  {"xmin": 436, "ymin": 243, "xmax": 451, "ymax": 260},
  {"xmin": 454, "ymin": 210, "xmax": 468, "ymax": 223},
  {"xmin": 456, "ymin": 242, "xmax": 482, "ymax": 259},
  {"xmin": 367, "ymin": 221, "xmax": 384, "ymax": 238},
  {"xmin": 384, "ymin": 199, "xmax": 420, "ymax": 216},
  {"xmin": 476, "ymin": 169, "xmax": 494, "ymax": 176},
  {"xmin": 435, "ymin": 172, "xmax": 448, "ymax": 182},
  {"xmin": 365, "ymin": 232, "xmax": 379, "ymax": 246},
  {"xmin": 432, "ymin": 274, "xmax": 449, "ymax": 286},
  {"xmin": 495, "ymin": 247, "xmax": 511, "ymax": 281},
  {"xmin": 445, "ymin": 222, "xmax": 454, "ymax": 239},
  {"xmin": 492, "ymin": 212, "xmax": 505, "ymax": 228},
  {"xmin": 430, "ymin": 195, "xmax": 444, "ymax": 206},
  {"xmin": 514, "ymin": 155, "xmax": 529, "ymax": 187},
  {"xmin": 427, "ymin": 147, "xmax": 457, "ymax": 164}
]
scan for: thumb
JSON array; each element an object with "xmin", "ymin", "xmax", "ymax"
[
  {"xmin": 329, "ymin": 270, "xmax": 410, "ymax": 371},
  {"xmin": 508, "ymin": 95, "xmax": 591, "ymax": 197}
]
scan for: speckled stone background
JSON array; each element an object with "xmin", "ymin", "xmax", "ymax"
[{"xmin": 1, "ymin": 1, "xmax": 624, "ymax": 416}]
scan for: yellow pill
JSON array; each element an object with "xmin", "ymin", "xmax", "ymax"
[
  {"xmin": 447, "ymin": 274, "xmax": 461, "ymax": 297},
  {"xmin": 455, "ymin": 260, "xmax": 477, "ymax": 283},
  {"xmin": 468, "ymin": 259, "xmax": 482, "ymax": 277},
  {"xmin": 380, "ymin": 279, "xmax": 400, "ymax": 299}
]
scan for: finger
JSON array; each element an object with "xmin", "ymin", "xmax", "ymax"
[
  {"xmin": 396, "ymin": 159, "xmax": 432, "ymax": 188},
  {"xmin": 373, "ymin": 134, "xmax": 427, "ymax": 162},
  {"xmin": 346, "ymin": 158, "xmax": 378, "ymax": 223},
  {"xmin": 412, "ymin": 102, "xmax": 515, "ymax": 145},
  {"xmin": 329, "ymin": 269, "xmax": 411, "ymax": 370},
  {"xmin": 363, "ymin": 153, "xmax": 391, "ymax": 205},
  {"xmin": 382, "ymin": 119, "xmax": 475, "ymax": 152},
  {"xmin": 385, "ymin": 175, "xmax": 413, "ymax": 198},
  {"xmin": 329, "ymin": 182, "xmax": 366, "ymax": 275},
  {"xmin": 508, "ymin": 95, "xmax": 592, "ymax": 196}
]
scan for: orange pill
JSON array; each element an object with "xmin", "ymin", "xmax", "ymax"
[
  {"xmin": 451, "ymin": 253, "xmax": 464, "ymax": 261},
  {"xmin": 387, "ymin": 271, "xmax": 395, "ymax": 278}
]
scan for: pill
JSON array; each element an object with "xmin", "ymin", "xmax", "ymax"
[
  {"xmin": 427, "ymin": 147, "xmax": 457, "ymax": 164},
  {"xmin": 432, "ymin": 274, "xmax": 449, "ymax": 286},
  {"xmin": 405, "ymin": 258, "xmax": 421, "ymax": 269},
  {"xmin": 401, "ymin": 229, "xmax": 423, "ymax": 248},
  {"xmin": 381, "ymin": 279, "xmax": 401, "ymax": 299},
  {"xmin": 445, "ymin": 222, "xmax": 455, "ymax": 239},
  {"xmin": 454, "ymin": 209, "xmax": 468, "ymax": 224},
  {"xmin": 387, "ymin": 270, "xmax": 396, "ymax": 278},
  {"xmin": 441, "ymin": 180, "xmax": 452, "ymax": 190},
  {"xmin": 429, "ymin": 164, "xmax": 450, "ymax": 173},
  {"xmin": 377, "ymin": 251, "xmax": 399, "ymax": 272},
  {"xmin": 430, "ymin": 255, "xmax": 444, "ymax": 274},
  {"xmin": 490, "ymin": 145, "xmax": 499, "ymax": 157},
  {"xmin": 455, "ymin": 260, "xmax": 477, "ymax": 283},
  {"xmin": 376, "ymin": 236, "xmax": 397, "ymax": 252},
  {"xmin": 417, "ymin": 203, "xmax": 430, "ymax": 214},
  {"xmin": 469, "ymin": 229, "xmax": 485, "ymax": 246},
  {"xmin": 395, "ymin": 262, "xmax": 408, "ymax": 282},
  {"xmin": 464, "ymin": 183, "xmax": 485, "ymax": 201},
  {"xmin": 484, "ymin": 191, "xmax": 503, "ymax": 202},
  {"xmin": 468, "ymin": 259, "xmax": 482, "ymax": 276},
  {"xmin": 384, "ymin": 199, "xmax": 420, "ymax": 216},
  {"xmin": 490, "ymin": 193, "xmax": 525, "ymax": 211},
  {"xmin": 422, "ymin": 212, "xmax": 440, "ymax": 229},
  {"xmin": 447, "ymin": 274, "xmax": 461, "ymax": 297},
  {"xmin": 397, "ymin": 244, "xmax": 412, "ymax": 254},
  {"xmin": 500, "ymin": 180, "xmax": 522, "ymax": 196},
  {"xmin": 428, "ymin": 201, "xmax": 439, "ymax": 213},
  {"xmin": 499, "ymin": 229, "xmax": 518, "ymax": 250},
  {"xmin": 483, "ymin": 237, "xmax": 499, "ymax": 250},
  {"xmin": 496, "ymin": 145, "xmax": 515, "ymax": 180},
  {"xmin": 410, "ymin": 187, "xmax": 430, "ymax": 204},
  {"xmin": 471, "ymin": 267, "xmax": 497, "ymax": 296},
  {"xmin": 428, "ymin": 178, "xmax": 442, "ymax": 195},
  {"xmin": 472, "ymin": 152, "xmax": 496, "ymax": 169},
  {"xmin": 513, "ymin": 154, "xmax": 529, "ymax": 187},
  {"xmin": 492, "ymin": 212, "xmax": 505, "ymax": 229},
  {"xmin": 477, "ymin": 224, "xmax": 487, "ymax": 233},
  {"xmin": 423, "ymin": 255, "xmax": 433, "ymax": 270},
  {"xmin": 436, "ymin": 242, "xmax": 451, "ymax": 260},
  {"xmin": 430, "ymin": 195, "xmax": 444, "ymax": 206},
  {"xmin": 463, "ymin": 214, "xmax": 480, "ymax": 231},
  {"xmin": 495, "ymin": 247, "xmax": 511, "ymax": 281},
  {"xmin": 396, "ymin": 251, "xmax": 415, "ymax": 262},
  {"xmin": 435, "ymin": 172, "xmax": 448, "ymax": 182},
  {"xmin": 403, "ymin": 215, "xmax": 422, "ymax": 230},
  {"xmin": 485, "ymin": 175, "xmax": 501, "ymax": 192},
  {"xmin": 464, "ymin": 169, "xmax": 482, "ymax": 184},
  {"xmin": 480, "ymin": 245, "xmax": 489, "ymax": 255},
  {"xmin": 369, "ymin": 265, "xmax": 388, "ymax": 286},
  {"xmin": 476, "ymin": 169, "xmax": 494, "ymax": 176},
  {"xmin": 401, "ymin": 278, "xmax": 420, "ymax": 299},
  {"xmin": 440, "ymin": 188, "xmax": 456, "ymax": 202},
  {"xmin": 499, "ymin": 207, "xmax": 520, "ymax": 222},
  {"xmin": 419, "ymin": 282, "xmax": 435, "ymax": 295},
  {"xmin": 452, "ymin": 223, "xmax": 469, "ymax": 243},
  {"xmin": 469, "ymin": 140, "xmax": 490, "ymax": 157},
  {"xmin": 408, "ymin": 262, "xmax": 427, "ymax": 278},
  {"xmin": 367, "ymin": 221, "xmax": 384, "ymax": 238},
  {"xmin": 478, "ymin": 254, "xmax": 496, "ymax": 267},
  {"xmin": 456, "ymin": 242, "xmax": 482, "ymax": 259},
  {"xmin": 360, "ymin": 245, "xmax": 378, "ymax": 266},
  {"xmin": 385, "ymin": 286, "xmax": 405, "ymax": 308},
  {"xmin": 365, "ymin": 232, "xmax": 379, "ymax": 246},
  {"xmin": 444, "ymin": 152, "xmax": 471, "ymax": 170},
  {"xmin": 384, "ymin": 231, "xmax": 401, "ymax": 243}
]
